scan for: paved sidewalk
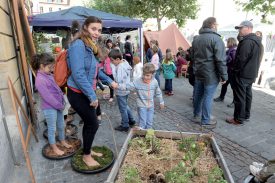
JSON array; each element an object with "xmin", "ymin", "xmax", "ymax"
[{"xmin": 13, "ymin": 77, "xmax": 274, "ymax": 183}]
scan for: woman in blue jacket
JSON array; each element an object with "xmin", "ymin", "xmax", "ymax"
[{"xmin": 67, "ymin": 16, "xmax": 117, "ymax": 167}]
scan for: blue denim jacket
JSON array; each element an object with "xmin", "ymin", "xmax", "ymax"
[{"xmin": 67, "ymin": 39, "xmax": 112, "ymax": 102}]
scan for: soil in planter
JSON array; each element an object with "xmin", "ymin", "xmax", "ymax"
[
  {"xmin": 116, "ymin": 136, "xmax": 226, "ymax": 183},
  {"xmin": 71, "ymin": 146, "xmax": 114, "ymax": 173},
  {"xmin": 43, "ymin": 124, "xmax": 78, "ymax": 139},
  {"xmin": 43, "ymin": 138, "xmax": 81, "ymax": 159}
]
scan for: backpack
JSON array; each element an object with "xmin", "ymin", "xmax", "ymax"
[{"xmin": 54, "ymin": 50, "xmax": 70, "ymax": 87}]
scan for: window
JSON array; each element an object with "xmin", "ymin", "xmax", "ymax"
[
  {"xmin": 49, "ymin": 7, "xmax": 52, "ymax": 12},
  {"xmin": 40, "ymin": 7, "xmax": 43, "ymax": 13}
]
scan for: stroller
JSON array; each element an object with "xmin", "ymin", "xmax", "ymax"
[{"xmin": 244, "ymin": 160, "xmax": 275, "ymax": 183}]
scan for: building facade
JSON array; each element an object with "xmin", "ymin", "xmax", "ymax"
[{"xmin": 31, "ymin": 0, "xmax": 84, "ymax": 14}]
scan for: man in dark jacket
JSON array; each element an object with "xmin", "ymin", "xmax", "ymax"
[
  {"xmin": 192, "ymin": 17, "xmax": 228, "ymax": 128},
  {"xmin": 226, "ymin": 20, "xmax": 262, "ymax": 125}
]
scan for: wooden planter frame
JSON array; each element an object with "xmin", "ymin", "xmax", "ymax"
[{"xmin": 106, "ymin": 129, "xmax": 235, "ymax": 183}]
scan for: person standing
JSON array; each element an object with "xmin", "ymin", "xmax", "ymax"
[
  {"xmin": 214, "ymin": 37, "xmax": 237, "ymax": 108},
  {"xmin": 151, "ymin": 45, "xmax": 160, "ymax": 86},
  {"xmin": 192, "ymin": 17, "xmax": 228, "ymax": 128},
  {"xmin": 116, "ymin": 36, "xmax": 124, "ymax": 54},
  {"xmin": 124, "ymin": 35, "xmax": 133, "ymax": 66},
  {"xmin": 67, "ymin": 16, "xmax": 117, "ymax": 167},
  {"xmin": 162, "ymin": 51, "xmax": 176, "ymax": 95},
  {"xmin": 226, "ymin": 21, "xmax": 262, "ymax": 125}
]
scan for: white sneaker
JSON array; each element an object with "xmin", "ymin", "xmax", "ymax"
[
  {"xmin": 252, "ymin": 162, "xmax": 264, "ymax": 169},
  {"xmin": 250, "ymin": 165, "xmax": 262, "ymax": 177}
]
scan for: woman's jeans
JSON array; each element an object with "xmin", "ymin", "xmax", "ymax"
[
  {"xmin": 193, "ymin": 80, "xmax": 218, "ymax": 124},
  {"xmin": 155, "ymin": 69, "xmax": 160, "ymax": 87},
  {"xmin": 116, "ymin": 95, "xmax": 135, "ymax": 128},
  {"xmin": 43, "ymin": 109, "xmax": 65, "ymax": 145},
  {"xmin": 138, "ymin": 107, "xmax": 154, "ymax": 129}
]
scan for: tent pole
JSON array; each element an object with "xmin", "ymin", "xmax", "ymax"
[{"xmin": 139, "ymin": 28, "xmax": 144, "ymax": 64}]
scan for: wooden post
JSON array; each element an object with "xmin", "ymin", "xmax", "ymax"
[
  {"xmin": 10, "ymin": 0, "xmax": 37, "ymax": 125},
  {"xmin": 8, "ymin": 78, "xmax": 36, "ymax": 183},
  {"xmin": 18, "ymin": 0, "xmax": 36, "ymax": 78}
]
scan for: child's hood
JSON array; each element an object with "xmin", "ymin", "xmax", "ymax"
[{"xmin": 120, "ymin": 59, "xmax": 132, "ymax": 70}]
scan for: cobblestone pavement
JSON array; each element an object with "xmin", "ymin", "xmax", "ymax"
[{"xmin": 15, "ymin": 77, "xmax": 274, "ymax": 183}]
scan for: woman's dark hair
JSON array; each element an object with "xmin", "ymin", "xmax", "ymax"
[
  {"xmin": 71, "ymin": 20, "xmax": 80, "ymax": 36},
  {"xmin": 109, "ymin": 49, "xmax": 122, "ymax": 60},
  {"xmin": 71, "ymin": 16, "xmax": 102, "ymax": 42},
  {"xmin": 125, "ymin": 35, "xmax": 131, "ymax": 41},
  {"xmin": 31, "ymin": 53, "xmax": 54, "ymax": 71},
  {"xmin": 106, "ymin": 39, "xmax": 113, "ymax": 48},
  {"xmin": 202, "ymin": 17, "xmax": 216, "ymax": 29}
]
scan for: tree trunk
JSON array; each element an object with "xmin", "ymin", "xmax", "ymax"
[{"xmin": 157, "ymin": 17, "xmax": 161, "ymax": 31}]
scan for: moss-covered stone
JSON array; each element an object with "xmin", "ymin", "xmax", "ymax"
[{"xmin": 71, "ymin": 146, "xmax": 114, "ymax": 171}]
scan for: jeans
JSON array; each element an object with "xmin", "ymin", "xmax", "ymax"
[
  {"xmin": 193, "ymin": 80, "xmax": 218, "ymax": 124},
  {"xmin": 43, "ymin": 109, "xmax": 65, "ymax": 145},
  {"xmin": 116, "ymin": 95, "xmax": 135, "ymax": 128},
  {"xmin": 138, "ymin": 107, "xmax": 154, "ymax": 129},
  {"xmin": 67, "ymin": 88, "xmax": 99, "ymax": 155},
  {"xmin": 155, "ymin": 69, "xmax": 160, "ymax": 87},
  {"xmin": 232, "ymin": 75, "xmax": 253, "ymax": 121},
  {"xmin": 165, "ymin": 79, "xmax": 173, "ymax": 92}
]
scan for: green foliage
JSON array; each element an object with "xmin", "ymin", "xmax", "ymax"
[
  {"xmin": 122, "ymin": 166, "xmax": 142, "ymax": 183},
  {"xmin": 71, "ymin": 146, "xmax": 114, "ymax": 171},
  {"xmin": 85, "ymin": 0, "xmax": 199, "ymax": 30},
  {"xmin": 234, "ymin": 0, "xmax": 275, "ymax": 23},
  {"xmin": 130, "ymin": 130, "xmax": 161, "ymax": 154},
  {"xmin": 33, "ymin": 32, "xmax": 47, "ymax": 53},
  {"xmin": 178, "ymin": 137, "xmax": 201, "ymax": 164},
  {"xmin": 208, "ymin": 166, "xmax": 227, "ymax": 183},
  {"xmin": 165, "ymin": 161, "xmax": 194, "ymax": 183}
]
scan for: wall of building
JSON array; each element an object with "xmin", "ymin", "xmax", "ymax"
[
  {"xmin": 0, "ymin": 0, "xmax": 24, "ymax": 182},
  {"xmin": 32, "ymin": 0, "xmax": 84, "ymax": 14}
]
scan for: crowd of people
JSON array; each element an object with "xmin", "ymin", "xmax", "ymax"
[{"xmin": 32, "ymin": 15, "xmax": 263, "ymax": 168}]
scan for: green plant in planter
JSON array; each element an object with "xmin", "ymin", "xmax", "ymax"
[
  {"xmin": 122, "ymin": 166, "xmax": 142, "ymax": 183},
  {"xmin": 208, "ymin": 166, "xmax": 227, "ymax": 183},
  {"xmin": 178, "ymin": 137, "xmax": 201, "ymax": 165},
  {"xmin": 145, "ymin": 129, "xmax": 161, "ymax": 154},
  {"xmin": 165, "ymin": 161, "xmax": 194, "ymax": 183}
]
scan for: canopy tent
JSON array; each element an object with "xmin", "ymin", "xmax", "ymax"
[
  {"xmin": 144, "ymin": 24, "xmax": 190, "ymax": 55},
  {"xmin": 28, "ymin": 6, "xmax": 142, "ymax": 33}
]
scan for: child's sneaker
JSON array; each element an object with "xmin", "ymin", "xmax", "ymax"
[{"xmin": 115, "ymin": 125, "xmax": 129, "ymax": 132}]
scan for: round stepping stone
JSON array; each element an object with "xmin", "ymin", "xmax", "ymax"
[{"xmin": 71, "ymin": 146, "xmax": 115, "ymax": 174}]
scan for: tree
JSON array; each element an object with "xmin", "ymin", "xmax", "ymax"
[
  {"xmin": 234, "ymin": 0, "xmax": 275, "ymax": 23},
  {"xmin": 85, "ymin": 0, "xmax": 199, "ymax": 31}
]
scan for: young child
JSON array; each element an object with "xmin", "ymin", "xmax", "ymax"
[
  {"xmin": 31, "ymin": 53, "xmax": 71, "ymax": 156},
  {"xmin": 175, "ymin": 52, "xmax": 188, "ymax": 77},
  {"xmin": 151, "ymin": 45, "xmax": 160, "ymax": 86},
  {"xmin": 162, "ymin": 51, "xmax": 176, "ymax": 96},
  {"xmin": 109, "ymin": 49, "xmax": 136, "ymax": 132},
  {"xmin": 101, "ymin": 47, "xmax": 114, "ymax": 102},
  {"xmin": 119, "ymin": 63, "xmax": 164, "ymax": 129},
  {"xmin": 133, "ymin": 56, "xmax": 143, "ymax": 80}
]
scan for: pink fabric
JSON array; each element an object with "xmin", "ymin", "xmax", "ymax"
[
  {"xmin": 103, "ymin": 57, "xmax": 112, "ymax": 75},
  {"xmin": 92, "ymin": 64, "xmax": 99, "ymax": 90},
  {"xmin": 151, "ymin": 54, "xmax": 160, "ymax": 70},
  {"xmin": 176, "ymin": 56, "xmax": 187, "ymax": 74}
]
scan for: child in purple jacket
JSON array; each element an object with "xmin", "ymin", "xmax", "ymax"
[{"xmin": 31, "ymin": 53, "xmax": 72, "ymax": 156}]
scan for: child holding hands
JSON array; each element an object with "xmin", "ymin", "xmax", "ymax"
[{"xmin": 119, "ymin": 63, "xmax": 164, "ymax": 129}]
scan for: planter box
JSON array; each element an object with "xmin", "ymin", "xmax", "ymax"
[{"xmin": 106, "ymin": 129, "xmax": 235, "ymax": 183}]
